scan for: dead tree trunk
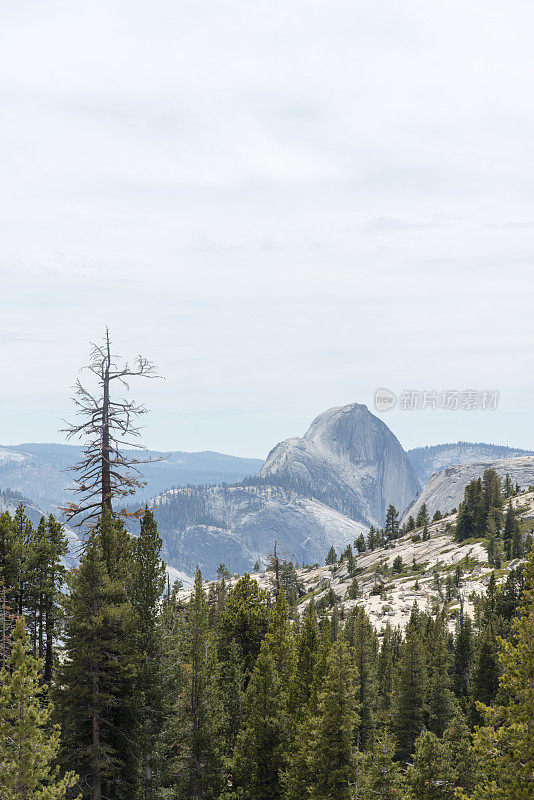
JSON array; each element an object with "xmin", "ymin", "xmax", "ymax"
[
  {"xmin": 62, "ymin": 329, "xmax": 161, "ymax": 529},
  {"xmin": 101, "ymin": 330, "xmax": 112, "ymax": 517}
]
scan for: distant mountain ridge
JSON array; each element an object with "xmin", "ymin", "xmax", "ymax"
[
  {"xmin": 0, "ymin": 443, "xmax": 263, "ymax": 513},
  {"xmin": 402, "ymin": 455, "xmax": 534, "ymax": 524},
  {"xmin": 3, "ymin": 410, "xmax": 534, "ymax": 580},
  {"xmin": 151, "ymin": 484, "xmax": 368, "ymax": 577},
  {"xmin": 407, "ymin": 442, "xmax": 534, "ymax": 484},
  {"xmin": 146, "ymin": 404, "xmax": 420, "ymax": 578}
]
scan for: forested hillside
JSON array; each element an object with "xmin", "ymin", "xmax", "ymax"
[{"xmin": 1, "ymin": 468, "xmax": 533, "ymax": 799}]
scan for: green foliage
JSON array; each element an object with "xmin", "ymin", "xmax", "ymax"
[
  {"xmin": 392, "ymin": 555, "xmax": 403, "ymax": 573},
  {"xmin": 416, "ymin": 503, "xmax": 429, "ymax": 529},
  {"xmin": 355, "ymin": 727, "xmax": 403, "ymax": 799},
  {"xmin": 325, "ymin": 545, "xmax": 338, "ymax": 565},
  {"xmin": 455, "ymin": 469, "xmax": 504, "ymax": 543},
  {"xmin": 55, "ymin": 518, "xmax": 138, "ymax": 800},
  {"xmin": 0, "ymin": 507, "xmax": 68, "ymax": 682},
  {"xmin": 385, "ymin": 505, "xmax": 399, "ymax": 541},
  {"xmin": 460, "ymin": 542, "xmax": 534, "ymax": 800},
  {"xmin": 346, "ymin": 576, "xmax": 360, "ymax": 599},
  {"xmin": 3, "ymin": 486, "xmax": 533, "ymax": 800},
  {"xmin": 234, "ymin": 642, "xmax": 288, "ymax": 800},
  {"xmin": 404, "ymin": 730, "xmax": 454, "ymax": 800},
  {"xmin": 160, "ymin": 568, "xmax": 224, "ymax": 799},
  {"xmin": 220, "ymin": 574, "xmax": 269, "ymax": 675},
  {"xmin": 0, "ymin": 617, "xmax": 79, "ymax": 800},
  {"xmin": 393, "ymin": 625, "xmax": 427, "ymax": 761},
  {"xmin": 131, "ymin": 508, "xmax": 166, "ymax": 799},
  {"xmin": 343, "ymin": 606, "xmax": 377, "ymax": 748},
  {"xmin": 426, "ymin": 616, "xmax": 456, "ymax": 736},
  {"xmin": 307, "ymin": 640, "xmax": 359, "ymax": 800}
]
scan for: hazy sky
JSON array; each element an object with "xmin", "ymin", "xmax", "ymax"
[{"xmin": 1, "ymin": 1, "xmax": 533, "ymax": 458}]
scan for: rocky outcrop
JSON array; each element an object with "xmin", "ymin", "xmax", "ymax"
[
  {"xmin": 402, "ymin": 455, "xmax": 534, "ymax": 523},
  {"xmin": 153, "ymin": 484, "xmax": 367, "ymax": 578},
  {"xmin": 259, "ymin": 403, "xmax": 421, "ymax": 527},
  {"xmin": 407, "ymin": 442, "xmax": 534, "ymax": 484},
  {"xmin": 180, "ymin": 490, "xmax": 534, "ymax": 632}
]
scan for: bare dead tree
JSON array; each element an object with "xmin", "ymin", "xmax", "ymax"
[{"xmin": 61, "ymin": 329, "xmax": 162, "ymax": 528}]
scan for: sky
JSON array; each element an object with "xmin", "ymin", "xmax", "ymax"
[{"xmin": 1, "ymin": 1, "xmax": 533, "ymax": 459}]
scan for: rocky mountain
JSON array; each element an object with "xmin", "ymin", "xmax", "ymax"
[
  {"xmin": 179, "ymin": 489, "xmax": 534, "ymax": 631},
  {"xmin": 153, "ymin": 484, "xmax": 367, "ymax": 578},
  {"xmin": 6, "ymin": 405, "xmax": 534, "ymax": 583},
  {"xmin": 0, "ymin": 443, "xmax": 262, "ymax": 513},
  {"xmin": 402, "ymin": 455, "xmax": 534, "ymax": 524},
  {"xmin": 147, "ymin": 404, "xmax": 419, "ymax": 579},
  {"xmin": 259, "ymin": 403, "xmax": 421, "ymax": 527},
  {"xmin": 407, "ymin": 442, "xmax": 534, "ymax": 484}
]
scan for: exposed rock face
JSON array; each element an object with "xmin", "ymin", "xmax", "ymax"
[
  {"xmin": 259, "ymin": 403, "xmax": 421, "ymax": 527},
  {"xmin": 179, "ymin": 490, "xmax": 534, "ymax": 632},
  {"xmin": 402, "ymin": 455, "xmax": 534, "ymax": 523},
  {"xmin": 407, "ymin": 442, "xmax": 534, "ymax": 484},
  {"xmin": 153, "ymin": 484, "xmax": 368, "ymax": 579}
]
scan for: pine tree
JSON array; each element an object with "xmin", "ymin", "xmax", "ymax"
[
  {"xmin": 291, "ymin": 605, "xmax": 321, "ymax": 714},
  {"xmin": 233, "ymin": 641, "xmax": 288, "ymax": 800},
  {"xmin": 325, "ymin": 545, "xmax": 338, "ymax": 565},
  {"xmin": 131, "ymin": 509, "xmax": 166, "ymax": 799},
  {"xmin": 56, "ymin": 521, "xmax": 137, "ymax": 800},
  {"xmin": 265, "ymin": 589, "xmax": 296, "ymax": 692},
  {"xmin": 426, "ymin": 616, "xmax": 456, "ymax": 736},
  {"xmin": 470, "ymin": 624, "xmax": 500, "ymax": 714},
  {"xmin": 219, "ymin": 574, "xmax": 268, "ymax": 677},
  {"xmin": 355, "ymin": 727, "xmax": 402, "ymax": 799},
  {"xmin": 307, "ymin": 640, "xmax": 359, "ymax": 800},
  {"xmin": 416, "ymin": 503, "xmax": 429, "ymax": 529},
  {"xmin": 504, "ymin": 474, "xmax": 514, "ymax": 498},
  {"xmin": 453, "ymin": 614, "xmax": 473, "ymax": 700},
  {"xmin": 0, "ymin": 616, "xmax": 79, "ymax": 799},
  {"xmin": 161, "ymin": 567, "xmax": 224, "ymax": 799},
  {"xmin": 442, "ymin": 709, "xmax": 476, "ymax": 794},
  {"xmin": 405, "ymin": 516, "xmax": 416, "ymax": 532},
  {"xmin": 511, "ymin": 519, "xmax": 524, "ymax": 559},
  {"xmin": 344, "ymin": 607, "xmax": 377, "ymax": 748},
  {"xmin": 376, "ymin": 624, "xmax": 395, "ymax": 718},
  {"xmin": 384, "ymin": 505, "xmax": 399, "ymax": 542},
  {"xmin": 42, "ymin": 515, "xmax": 69, "ymax": 683},
  {"xmin": 393, "ymin": 625, "xmax": 427, "ymax": 761},
  {"xmin": 12, "ymin": 504, "xmax": 33, "ymax": 617},
  {"xmin": 503, "ymin": 502, "xmax": 515, "ymax": 559},
  {"xmin": 459, "ymin": 542, "xmax": 534, "ymax": 800},
  {"xmin": 404, "ymin": 730, "xmax": 454, "ymax": 800}
]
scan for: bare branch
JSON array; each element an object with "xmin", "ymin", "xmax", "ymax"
[{"xmin": 61, "ymin": 330, "xmax": 164, "ymax": 529}]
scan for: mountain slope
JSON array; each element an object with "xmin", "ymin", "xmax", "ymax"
[
  {"xmin": 402, "ymin": 455, "xmax": 534, "ymax": 523},
  {"xmin": 407, "ymin": 442, "xmax": 534, "ymax": 484},
  {"xmin": 180, "ymin": 490, "xmax": 534, "ymax": 631},
  {"xmin": 0, "ymin": 443, "xmax": 262, "ymax": 513},
  {"xmin": 146, "ymin": 403, "xmax": 420, "ymax": 578},
  {"xmin": 259, "ymin": 403, "xmax": 421, "ymax": 526},
  {"xmin": 149, "ymin": 484, "xmax": 367, "ymax": 579}
]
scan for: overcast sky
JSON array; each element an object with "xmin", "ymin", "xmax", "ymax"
[{"xmin": 1, "ymin": 1, "xmax": 533, "ymax": 458}]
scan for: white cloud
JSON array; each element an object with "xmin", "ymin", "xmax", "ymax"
[{"xmin": 0, "ymin": 1, "xmax": 533, "ymax": 455}]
